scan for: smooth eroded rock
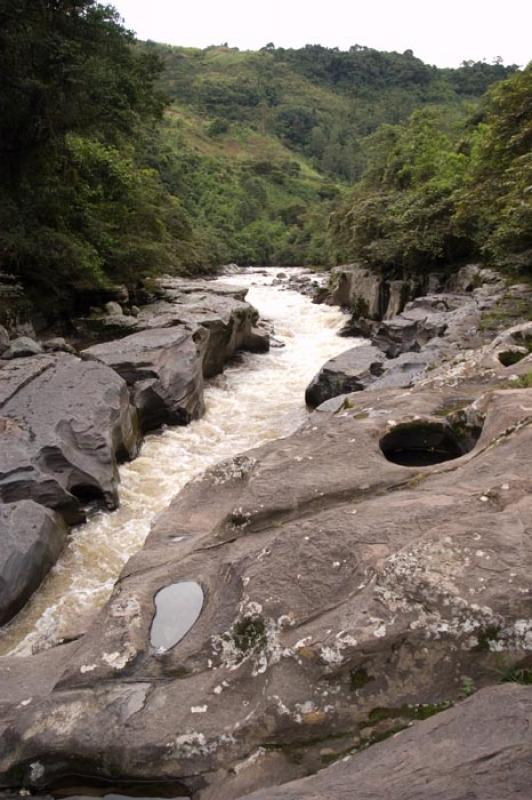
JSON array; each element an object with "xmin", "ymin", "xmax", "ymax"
[
  {"xmin": 0, "ymin": 501, "xmax": 68, "ymax": 625},
  {"xmin": 83, "ymin": 326, "xmax": 208, "ymax": 432},
  {"xmin": 0, "ymin": 353, "xmax": 139, "ymax": 522},
  {"xmin": 4, "ymin": 337, "xmax": 43, "ymax": 359},
  {"xmin": 305, "ymin": 344, "xmax": 384, "ymax": 407},
  {"xmin": 239, "ymin": 684, "xmax": 532, "ymax": 800}
]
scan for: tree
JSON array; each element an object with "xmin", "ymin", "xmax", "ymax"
[{"xmin": 0, "ymin": 0, "xmax": 192, "ymax": 310}]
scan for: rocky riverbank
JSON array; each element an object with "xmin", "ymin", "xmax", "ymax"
[
  {"xmin": 1, "ymin": 265, "xmax": 532, "ymax": 799},
  {"xmin": 0, "ymin": 278, "xmax": 269, "ymax": 626}
]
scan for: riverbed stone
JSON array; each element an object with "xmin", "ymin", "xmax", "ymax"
[
  {"xmin": 305, "ymin": 343, "xmax": 384, "ymax": 407},
  {"xmin": 83, "ymin": 325, "xmax": 208, "ymax": 432},
  {"xmin": 104, "ymin": 301, "xmax": 123, "ymax": 316},
  {"xmin": 74, "ymin": 277, "xmax": 269, "ymax": 378},
  {"xmin": 372, "ymin": 294, "xmax": 475, "ymax": 357},
  {"xmin": 2, "ymin": 351, "xmax": 532, "ymax": 797},
  {"xmin": 0, "ymin": 501, "xmax": 68, "ymax": 625},
  {"xmin": 309, "ymin": 286, "xmax": 503, "ymax": 407},
  {"xmin": 4, "ymin": 337, "xmax": 43, "ymax": 359},
  {"xmin": 42, "ymin": 337, "xmax": 77, "ymax": 355},
  {"xmin": 0, "ymin": 353, "xmax": 139, "ymax": 523},
  {"xmin": 0, "ymin": 326, "xmax": 8, "ymax": 355},
  {"xmin": 328, "ymin": 265, "xmax": 385, "ymax": 318}
]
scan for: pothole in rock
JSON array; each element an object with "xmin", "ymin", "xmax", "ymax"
[
  {"xmin": 498, "ymin": 349, "xmax": 529, "ymax": 367},
  {"xmin": 380, "ymin": 418, "xmax": 481, "ymax": 467},
  {"xmin": 150, "ymin": 581, "xmax": 204, "ymax": 652}
]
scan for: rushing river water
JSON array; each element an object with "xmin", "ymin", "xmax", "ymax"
[{"xmin": 0, "ymin": 269, "xmax": 350, "ymax": 657}]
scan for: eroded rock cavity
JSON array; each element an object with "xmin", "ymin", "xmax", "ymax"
[{"xmin": 379, "ymin": 418, "xmax": 481, "ymax": 467}]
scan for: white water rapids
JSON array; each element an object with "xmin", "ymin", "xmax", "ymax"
[{"xmin": 0, "ymin": 269, "xmax": 350, "ymax": 657}]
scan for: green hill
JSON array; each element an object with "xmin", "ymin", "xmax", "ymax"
[{"xmin": 140, "ymin": 42, "xmax": 517, "ymax": 269}]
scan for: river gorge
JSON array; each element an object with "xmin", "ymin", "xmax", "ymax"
[
  {"xmin": 0, "ymin": 269, "xmax": 348, "ymax": 657},
  {"xmin": 1, "ymin": 264, "xmax": 532, "ymax": 800}
]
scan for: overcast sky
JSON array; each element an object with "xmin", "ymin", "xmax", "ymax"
[{"xmin": 112, "ymin": 0, "xmax": 531, "ymax": 68}]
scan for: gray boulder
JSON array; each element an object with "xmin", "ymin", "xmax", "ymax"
[
  {"xmin": 0, "ymin": 501, "xmax": 68, "ymax": 625},
  {"xmin": 371, "ymin": 296, "xmax": 458, "ymax": 357},
  {"xmin": 305, "ymin": 344, "xmax": 385, "ymax": 407},
  {"xmin": 328, "ymin": 265, "xmax": 385, "ymax": 318},
  {"xmin": 1, "ymin": 381, "xmax": 531, "ymax": 798},
  {"xmin": 42, "ymin": 337, "xmax": 76, "ymax": 355},
  {"xmin": 104, "ymin": 301, "xmax": 123, "ymax": 316},
  {"xmin": 74, "ymin": 277, "xmax": 269, "ymax": 377},
  {"xmin": 0, "ymin": 353, "xmax": 139, "ymax": 523},
  {"xmin": 369, "ymin": 350, "xmax": 436, "ymax": 391},
  {"xmin": 327, "ymin": 265, "xmax": 425, "ymax": 320},
  {"xmin": 2, "ymin": 333, "xmax": 532, "ymax": 799},
  {"xmin": 4, "ymin": 337, "xmax": 43, "ymax": 359},
  {"xmin": 83, "ymin": 326, "xmax": 208, "ymax": 432}
]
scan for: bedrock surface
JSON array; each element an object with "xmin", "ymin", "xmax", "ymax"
[{"xmin": 1, "ymin": 321, "xmax": 532, "ymax": 798}]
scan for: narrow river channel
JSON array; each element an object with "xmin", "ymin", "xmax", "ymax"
[{"xmin": 0, "ymin": 269, "xmax": 350, "ymax": 657}]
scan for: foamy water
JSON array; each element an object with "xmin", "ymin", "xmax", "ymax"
[{"xmin": 0, "ymin": 269, "xmax": 352, "ymax": 656}]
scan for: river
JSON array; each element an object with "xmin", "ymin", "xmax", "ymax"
[{"xmin": 0, "ymin": 269, "xmax": 350, "ymax": 657}]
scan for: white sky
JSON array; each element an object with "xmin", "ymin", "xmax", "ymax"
[{"xmin": 112, "ymin": 0, "xmax": 531, "ymax": 68}]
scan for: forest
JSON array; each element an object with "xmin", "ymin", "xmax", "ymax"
[{"xmin": 0, "ymin": 0, "xmax": 530, "ymax": 317}]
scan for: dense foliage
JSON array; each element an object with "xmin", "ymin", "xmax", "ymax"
[
  {"xmin": 0, "ymin": 5, "xmax": 527, "ymax": 314},
  {"xmin": 0, "ymin": 0, "xmax": 198, "ymax": 310},
  {"xmin": 331, "ymin": 66, "xmax": 532, "ymax": 275}
]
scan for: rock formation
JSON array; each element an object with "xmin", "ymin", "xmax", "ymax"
[
  {"xmin": 83, "ymin": 326, "xmax": 208, "ymax": 432},
  {"xmin": 0, "ymin": 501, "xmax": 68, "ymax": 626},
  {"xmin": 239, "ymin": 684, "xmax": 532, "ymax": 800},
  {"xmin": 0, "ymin": 267, "xmax": 531, "ymax": 799},
  {"xmin": 0, "ymin": 277, "xmax": 268, "ymax": 623},
  {"xmin": 306, "ymin": 266, "xmax": 509, "ymax": 407}
]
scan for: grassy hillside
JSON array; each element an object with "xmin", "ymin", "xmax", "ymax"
[
  {"xmin": 151, "ymin": 43, "xmax": 515, "ymax": 178},
  {"xmin": 144, "ymin": 42, "xmax": 517, "ymax": 267}
]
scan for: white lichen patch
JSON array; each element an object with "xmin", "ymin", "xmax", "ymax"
[
  {"xmin": 191, "ymin": 705, "xmax": 208, "ymax": 714},
  {"xmin": 370, "ymin": 534, "xmax": 532, "ymax": 653},
  {"xmin": 210, "ymin": 456, "xmax": 257, "ymax": 486},
  {"xmin": 102, "ymin": 644, "xmax": 136, "ymax": 670},
  {"xmin": 110, "ymin": 594, "xmax": 141, "ymax": 627},
  {"xmin": 211, "ymin": 602, "xmax": 295, "ymax": 676},
  {"xmin": 22, "ymin": 699, "xmax": 89, "ymax": 740},
  {"xmin": 319, "ymin": 631, "xmax": 358, "ymax": 669},
  {"xmin": 80, "ymin": 663, "xmax": 97, "ymax": 674},
  {"xmin": 170, "ymin": 731, "xmax": 236, "ymax": 760}
]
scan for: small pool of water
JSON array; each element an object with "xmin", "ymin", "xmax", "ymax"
[{"xmin": 150, "ymin": 582, "xmax": 204, "ymax": 652}]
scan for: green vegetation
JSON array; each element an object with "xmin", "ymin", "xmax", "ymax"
[
  {"xmin": 331, "ymin": 66, "xmax": 532, "ymax": 277},
  {"xmin": 499, "ymin": 665, "xmax": 532, "ymax": 684},
  {"xmin": 512, "ymin": 372, "xmax": 532, "ymax": 389},
  {"xmin": 0, "ymin": 1, "xmax": 204, "ymax": 314},
  {"xmin": 149, "ymin": 42, "xmax": 519, "ymax": 272},
  {"xmin": 0, "ymin": 4, "xmax": 527, "ymax": 317},
  {"xmin": 231, "ymin": 615, "xmax": 267, "ymax": 654}
]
